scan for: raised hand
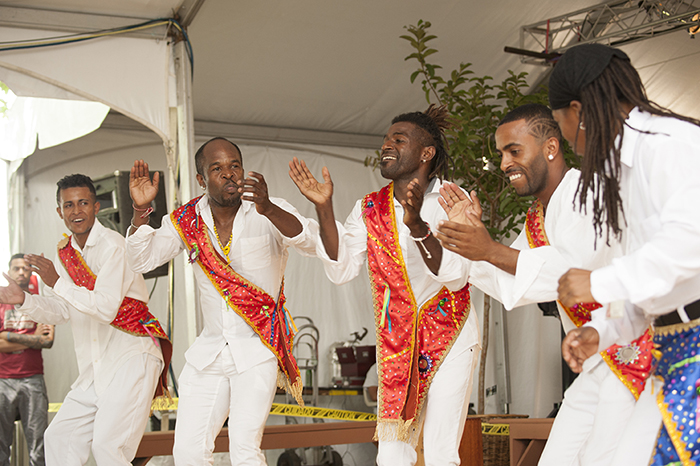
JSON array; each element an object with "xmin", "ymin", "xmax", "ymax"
[
  {"xmin": 438, "ymin": 183, "xmax": 482, "ymax": 224},
  {"xmin": 0, "ymin": 273, "xmax": 26, "ymax": 305},
  {"xmin": 402, "ymin": 178, "xmax": 426, "ymax": 233},
  {"xmin": 562, "ymin": 327, "xmax": 600, "ymax": 373},
  {"xmin": 558, "ymin": 269, "xmax": 595, "ymax": 307},
  {"xmin": 130, "ymin": 160, "xmax": 159, "ymax": 208},
  {"xmin": 288, "ymin": 157, "xmax": 333, "ymax": 208},
  {"xmin": 24, "ymin": 254, "xmax": 60, "ymax": 288},
  {"xmin": 241, "ymin": 171, "xmax": 274, "ymax": 215}
]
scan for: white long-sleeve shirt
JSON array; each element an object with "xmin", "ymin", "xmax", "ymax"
[
  {"xmin": 126, "ymin": 195, "xmax": 317, "ymax": 372},
  {"xmin": 586, "ymin": 108, "xmax": 700, "ymax": 349},
  {"xmin": 469, "ymin": 169, "xmax": 621, "ymax": 334},
  {"xmin": 315, "ymin": 179, "xmax": 480, "ymax": 353},
  {"xmin": 18, "ymin": 220, "xmax": 162, "ymax": 394}
]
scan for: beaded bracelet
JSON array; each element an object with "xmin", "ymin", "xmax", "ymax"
[{"xmin": 410, "ymin": 223, "xmax": 432, "ymax": 259}]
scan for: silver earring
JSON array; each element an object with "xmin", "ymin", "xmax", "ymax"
[
  {"xmin": 579, "ymin": 122, "xmax": 586, "ymax": 130},
  {"xmin": 200, "ymin": 185, "xmax": 205, "ymax": 190},
  {"xmin": 548, "ymin": 154, "xmax": 554, "ymax": 160}
]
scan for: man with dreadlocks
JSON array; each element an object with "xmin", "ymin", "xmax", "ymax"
[
  {"xmin": 436, "ymin": 103, "xmax": 653, "ymax": 466},
  {"xmin": 289, "ymin": 105, "xmax": 479, "ymax": 466},
  {"xmin": 551, "ymin": 44, "xmax": 700, "ymax": 466}
]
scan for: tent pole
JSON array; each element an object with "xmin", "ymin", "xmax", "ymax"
[{"xmin": 171, "ymin": 39, "xmax": 199, "ymax": 347}]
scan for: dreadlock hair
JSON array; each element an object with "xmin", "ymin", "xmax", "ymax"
[
  {"xmin": 574, "ymin": 56, "xmax": 700, "ymax": 242},
  {"xmin": 194, "ymin": 137, "xmax": 243, "ymax": 177},
  {"xmin": 56, "ymin": 174, "xmax": 96, "ymax": 206},
  {"xmin": 391, "ymin": 104, "xmax": 452, "ymax": 181},
  {"xmin": 498, "ymin": 103, "xmax": 563, "ymax": 147}
]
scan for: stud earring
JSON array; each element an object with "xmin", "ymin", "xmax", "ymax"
[
  {"xmin": 579, "ymin": 122, "xmax": 586, "ymax": 130},
  {"xmin": 548, "ymin": 154, "xmax": 554, "ymax": 160}
]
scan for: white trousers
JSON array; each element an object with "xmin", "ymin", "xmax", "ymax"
[
  {"xmin": 607, "ymin": 377, "xmax": 662, "ymax": 466},
  {"xmin": 45, "ymin": 353, "xmax": 162, "ymax": 466},
  {"xmin": 538, "ymin": 360, "xmax": 636, "ymax": 466},
  {"xmin": 173, "ymin": 346, "xmax": 277, "ymax": 466},
  {"xmin": 377, "ymin": 344, "xmax": 480, "ymax": 466}
]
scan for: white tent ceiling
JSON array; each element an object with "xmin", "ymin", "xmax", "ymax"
[{"xmin": 2, "ymin": 0, "xmax": 698, "ymax": 142}]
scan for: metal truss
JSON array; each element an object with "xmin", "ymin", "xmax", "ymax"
[{"xmin": 507, "ymin": 0, "xmax": 700, "ymax": 65}]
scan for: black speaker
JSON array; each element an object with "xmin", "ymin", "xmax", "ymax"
[{"xmin": 93, "ymin": 170, "xmax": 168, "ymax": 279}]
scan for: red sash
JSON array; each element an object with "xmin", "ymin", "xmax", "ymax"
[
  {"xmin": 363, "ymin": 183, "xmax": 471, "ymax": 441},
  {"xmin": 525, "ymin": 200, "xmax": 653, "ymax": 399},
  {"xmin": 170, "ymin": 197, "xmax": 302, "ymax": 405},
  {"xmin": 57, "ymin": 237, "xmax": 172, "ymax": 401}
]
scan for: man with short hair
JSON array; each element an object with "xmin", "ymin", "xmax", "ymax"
[
  {"xmin": 0, "ymin": 254, "xmax": 53, "ymax": 466},
  {"xmin": 435, "ymin": 103, "xmax": 654, "ymax": 466},
  {"xmin": 126, "ymin": 138, "xmax": 316, "ymax": 465},
  {"xmin": 290, "ymin": 105, "xmax": 479, "ymax": 466},
  {"xmin": 0, "ymin": 174, "xmax": 169, "ymax": 466}
]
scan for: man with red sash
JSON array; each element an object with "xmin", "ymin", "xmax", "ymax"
[
  {"xmin": 0, "ymin": 174, "xmax": 168, "ymax": 466},
  {"xmin": 290, "ymin": 105, "xmax": 479, "ymax": 466},
  {"xmin": 436, "ymin": 104, "xmax": 656, "ymax": 466},
  {"xmin": 126, "ymin": 137, "xmax": 315, "ymax": 466}
]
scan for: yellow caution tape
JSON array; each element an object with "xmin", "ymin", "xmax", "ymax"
[
  {"xmin": 48, "ymin": 403, "xmax": 62, "ymax": 413},
  {"xmin": 49, "ymin": 400, "xmax": 377, "ymax": 422},
  {"xmin": 268, "ymin": 403, "xmax": 376, "ymax": 421},
  {"xmin": 481, "ymin": 423, "xmax": 510, "ymax": 436}
]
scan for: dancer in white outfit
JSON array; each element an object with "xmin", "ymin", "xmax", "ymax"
[
  {"xmin": 290, "ymin": 105, "xmax": 480, "ymax": 466},
  {"xmin": 126, "ymin": 138, "xmax": 316, "ymax": 465},
  {"xmin": 436, "ymin": 103, "xmax": 653, "ymax": 466},
  {"xmin": 553, "ymin": 44, "xmax": 700, "ymax": 465},
  {"xmin": 0, "ymin": 174, "xmax": 167, "ymax": 466}
]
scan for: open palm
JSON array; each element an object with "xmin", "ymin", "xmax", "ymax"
[
  {"xmin": 438, "ymin": 183, "xmax": 482, "ymax": 225},
  {"xmin": 289, "ymin": 157, "xmax": 333, "ymax": 207},
  {"xmin": 0, "ymin": 273, "xmax": 26, "ymax": 305},
  {"xmin": 130, "ymin": 160, "xmax": 159, "ymax": 207}
]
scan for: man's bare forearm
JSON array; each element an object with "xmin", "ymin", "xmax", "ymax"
[
  {"xmin": 316, "ymin": 203, "xmax": 339, "ymax": 261},
  {"xmin": 0, "ymin": 339, "xmax": 28, "ymax": 352},
  {"xmin": 3, "ymin": 331, "xmax": 53, "ymax": 349}
]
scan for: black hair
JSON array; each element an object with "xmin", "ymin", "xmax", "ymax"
[
  {"xmin": 498, "ymin": 103, "xmax": 563, "ymax": 146},
  {"xmin": 9, "ymin": 253, "xmax": 25, "ymax": 268},
  {"xmin": 552, "ymin": 54, "xmax": 700, "ymax": 241},
  {"xmin": 56, "ymin": 174, "xmax": 97, "ymax": 206},
  {"xmin": 391, "ymin": 104, "xmax": 452, "ymax": 180},
  {"xmin": 194, "ymin": 137, "xmax": 243, "ymax": 176}
]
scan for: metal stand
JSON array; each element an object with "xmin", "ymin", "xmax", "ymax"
[{"xmin": 278, "ymin": 317, "xmax": 342, "ymax": 466}]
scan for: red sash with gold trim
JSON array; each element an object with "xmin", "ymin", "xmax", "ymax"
[
  {"xmin": 363, "ymin": 183, "xmax": 471, "ymax": 441},
  {"xmin": 57, "ymin": 237, "xmax": 172, "ymax": 401},
  {"xmin": 170, "ymin": 197, "xmax": 303, "ymax": 405},
  {"xmin": 525, "ymin": 200, "xmax": 653, "ymax": 399}
]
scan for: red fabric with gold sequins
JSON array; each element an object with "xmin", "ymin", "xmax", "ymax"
[
  {"xmin": 525, "ymin": 199, "xmax": 653, "ymax": 399},
  {"xmin": 57, "ymin": 238, "xmax": 172, "ymax": 399},
  {"xmin": 170, "ymin": 198, "xmax": 303, "ymax": 405},
  {"xmin": 363, "ymin": 183, "xmax": 471, "ymax": 433}
]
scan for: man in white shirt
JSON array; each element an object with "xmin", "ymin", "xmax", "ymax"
[
  {"xmin": 289, "ymin": 105, "xmax": 479, "ymax": 466},
  {"xmin": 551, "ymin": 43, "xmax": 700, "ymax": 465},
  {"xmin": 126, "ymin": 138, "xmax": 316, "ymax": 466},
  {"xmin": 436, "ymin": 103, "xmax": 653, "ymax": 466},
  {"xmin": 0, "ymin": 174, "xmax": 166, "ymax": 466}
]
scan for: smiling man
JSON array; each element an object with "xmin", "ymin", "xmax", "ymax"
[
  {"xmin": 0, "ymin": 174, "xmax": 170, "ymax": 466},
  {"xmin": 290, "ymin": 105, "xmax": 478, "ymax": 466},
  {"xmin": 126, "ymin": 138, "xmax": 316, "ymax": 466},
  {"xmin": 435, "ymin": 103, "xmax": 653, "ymax": 466}
]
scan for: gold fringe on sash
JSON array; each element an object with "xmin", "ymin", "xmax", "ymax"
[
  {"xmin": 373, "ymin": 418, "xmax": 422, "ymax": 447},
  {"xmin": 277, "ymin": 370, "xmax": 304, "ymax": 407}
]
